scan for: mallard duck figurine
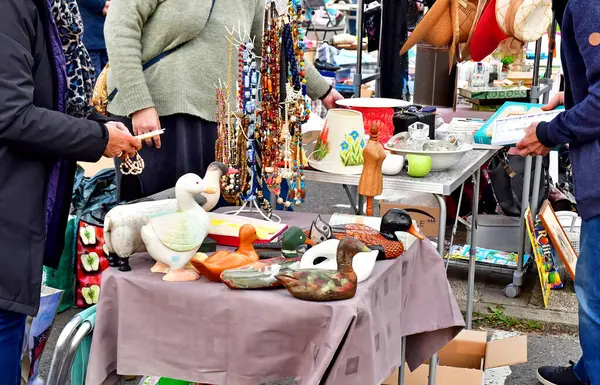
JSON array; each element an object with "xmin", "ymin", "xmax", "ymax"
[
  {"xmin": 300, "ymin": 239, "xmax": 379, "ymax": 283},
  {"xmin": 255, "ymin": 226, "xmax": 315, "ymax": 259},
  {"xmin": 141, "ymin": 173, "xmax": 214, "ymax": 282},
  {"xmin": 331, "ymin": 209, "xmax": 425, "ymax": 260},
  {"xmin": 193, "ymin": 224, "xmax": 259, "ymax": 282},
  {"xmin": 275, "ymin": 237, "xmax": 370, "ymax": 302}
]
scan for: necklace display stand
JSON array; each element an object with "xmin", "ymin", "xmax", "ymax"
[
  {"xmin": 216, "ymin": 1, "xmax": 309, "ymax": 222},
  {"xmin": 222, "ymin": 199, "xmax": 282, "ymax": 223}
]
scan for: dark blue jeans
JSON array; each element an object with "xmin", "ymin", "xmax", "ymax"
[
  {"xmin": 0, "ymin": 309, "xmax": 26, "ymax": 385},
  {"xmin": 88, "ymin": 49, "xmax": 108, "ymax": 80},
  {"xmin": 574, "ymin": 216, "xmax": 600, "ymax": 384}
]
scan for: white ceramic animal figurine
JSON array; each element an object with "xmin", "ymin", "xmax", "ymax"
[
  {"xmin": 103, "ymin": 162, "xmax": 226, "ymax": 271},
  {"xmin": 141, "ymin": 174, "xmax": 213, "ymax": 281},
  {"xmin": 300, "ymin": 239, "xmax": 379, "ymax": 282}
]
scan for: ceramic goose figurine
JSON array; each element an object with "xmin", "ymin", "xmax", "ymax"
[
  {"xmin": 129, "ymin": 161, "xmax": 229, "ymax": 211},
  {"xmin": 103, "ymin": 162, "xmax": 226, "ymax": 272},
  {"xmin": 300, "ymin": 239, "xmax": 379, "ymax": 283},
  {"xmin": 140, "ymin": 173, "xmax": 213, "ymax": 282},
  {"xmin": 275, "ymin": 237, "xmax": 370, "ymax": 301},
  {"xmin": 331, "ymin": 209, "xmax": 425, "ymax": 260},
  {"xmin": 193, "ymin": 224, "xmax": 259, "ymax": 282}
]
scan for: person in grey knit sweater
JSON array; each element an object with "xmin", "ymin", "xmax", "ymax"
[{"xmin": 104, "ymin": 0, "xmax": 342, "ymax": 201}]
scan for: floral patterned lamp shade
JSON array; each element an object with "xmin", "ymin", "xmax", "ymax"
[{"xmin": 308, "ymin": 109, "xmax": 366, "ymax": 175}]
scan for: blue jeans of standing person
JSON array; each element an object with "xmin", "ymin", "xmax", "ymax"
[
  {"xmin": 574, "ymin": 216, "xmax": 600, "ymax": 384},
  {"xmin": 0, "ymin": 309, "xmax": 27, "ymax": 385},
  {"xmin": 88, "ymin": 49, "xmax": 108, "ymax": 81}
]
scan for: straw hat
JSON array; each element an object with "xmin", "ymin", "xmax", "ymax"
[
  {"xmin": 400, "ymin": 0, "xmax": 453, "ymax": 54},
  {"xmin": 496, "ymin": 0, "xmax": 552, "ymax": 42},
  {"xmin": 400, "ymin": 0, "xmax": 481, "ymax": 68},
  {"xmin": 460, "ymin": 0, "xmax": 489, "ymax": 61},
  {"xmin": 470, "ymin": 0, "xmax": 552, "ymax": 61}
]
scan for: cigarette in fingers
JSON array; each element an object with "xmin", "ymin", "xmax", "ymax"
[{"xmin": 135, "ymin": 129, "xmax": 165, "ymax": 141}]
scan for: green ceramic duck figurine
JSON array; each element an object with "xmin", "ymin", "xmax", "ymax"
[
  {"xmin": 256, "ymin": 226, "xmax": 315, "ymax": 259},
  {"xmin": 275, "ymin": 237, "xmax": 370, "ymax": 302}
]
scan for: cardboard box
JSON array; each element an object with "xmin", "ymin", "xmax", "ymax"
[
  {"xmin": 382, "ymin": 330, "xmax": 528, "ymax": 385},
  {"xmin": 379, "ymin": 200, "xmax": 440, "ymax": 238}
]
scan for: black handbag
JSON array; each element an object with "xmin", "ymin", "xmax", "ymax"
[
  {"xmin": 392, "ymin": 105, "xmax": 436, "ymax": 139},
  {"xmin": 488, "ymin": 149, "xmax": 550, "ymax": 217}
]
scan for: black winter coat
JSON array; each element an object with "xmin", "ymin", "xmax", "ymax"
[{"xmin": 0, "ymin": 0, "xmax": 109, "ymax": 316}]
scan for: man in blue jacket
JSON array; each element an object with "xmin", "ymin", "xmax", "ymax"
[
  {"xmin": 77, "ymin": 0, "xmax": 109, "ymax": 78},
  {"xmin": 517, "ymin": 0, "xmax": 600, "ymax": 384}
]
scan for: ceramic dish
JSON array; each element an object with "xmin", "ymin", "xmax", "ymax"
[
  {"xmin": 335, "ymin": 98, "xmax": 411, "ymax": 109},
  {"xmin": 384, "ymin": 142, "xmax": 473, "ymax": 171}
]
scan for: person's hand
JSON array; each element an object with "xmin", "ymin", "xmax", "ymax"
[
  {"xmin": 516, "ymin": 122, "xmax": 551, "ymax": 157},
  {"xmin": 132, "ymin": 107, "xmax": 161, "ymax": 148},
  {"xmin": 102, "ymin": 0, "xmax": 110, "ymax": 15},
  {"xmin": 103, "ymin": 122, "xmax": 142, "ymax": 159},
  {"xmin": 321, "ymin": 88, "xmax": 344, "ymax": 110},
  {"xmin": 541, "ymin": 92, "xmax": 564, "ymax": 111}
]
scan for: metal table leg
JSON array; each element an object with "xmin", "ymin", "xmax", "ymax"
[
  {"xmin": 398, "ymin": 336, "xmax": 406, "ymax": 385},
  {"xmin": 358, "ymin": 194, "xmax": 366, "ymax": 215},
  {"xmin": 342, "ymin": 184, "xmax": 361, "ymax": 215},
  {"xmin": 505, "ymin": 155, "xmax": 533, "ymax": 298},
  {"xmin": 530, "ymin": 156, "xmax": 544, "ymax": 220},
  {"xmin": 429, "ymin": 194, "xmax": 448, "ymax": 385},
  {"xmin": 466, "ymin": 171, "xmax": 480, "ymax": 329}
]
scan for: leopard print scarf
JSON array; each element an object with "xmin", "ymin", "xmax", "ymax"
[{"xmin": 50, "ymin": 0, "xmax": 95, "ymax": 118}]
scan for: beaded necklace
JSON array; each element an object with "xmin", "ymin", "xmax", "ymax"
[
  {"xmin": 280, "ymin": 0, "xmax": 310, "ymax": 207},
  {"xmin": 237, "ymin": 40, "xmax": 264, "ymax": 207},
  {"xmin": 259, "ymin": 0, "xmax": 310, "ymax": 208},
  {"xmin": 215, "ymin": 33, "xmax": 248, "ymax": 204},
  {"xmin": 259, "ymin": 5, "xmax": 283, "ymax": 196}
]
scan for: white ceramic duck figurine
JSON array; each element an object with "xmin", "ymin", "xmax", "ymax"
[
  {"xmin": 299, "ymin": 239, "xmax": 379, "ymax": 283},
  {"xmin": 141, "ymin": 173, "xmax": 214, "ymax": 281}
]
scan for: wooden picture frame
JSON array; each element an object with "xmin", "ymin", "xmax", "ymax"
[{"xmin": 538, "ymin": 201, "xmax": 578, "ymax": 280}]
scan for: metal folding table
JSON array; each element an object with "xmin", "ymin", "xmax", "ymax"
[{"xmin": 304, "ymin": 148, "xmax": 498, "ymax": 384}]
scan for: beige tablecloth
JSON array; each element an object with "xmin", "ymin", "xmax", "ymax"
[{"xmin": 86, "ymin": 211, "xmax": 464, "ymax": 385}]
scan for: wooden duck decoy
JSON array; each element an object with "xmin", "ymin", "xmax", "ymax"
[
  {"xmin": 300, "ymin": 239, "xmax": 379, "ymax": 283},
  {"xmin": 308, "ymin": 215, "xmax": 334, "ymax": 244},
  {"xmin": 331, "ymin": 209, "xmax": 425, "ymax": 260},
  {"xmin": 220, "ymin": 257, "xmax": 301, "ymax": 289},
  {"xmin": 255, "ymin": 226, "xmax": 315, "ymax": 259},
  {"xmin": 140, "ymin": 173, "xmax": 214, "ymax": 282},
  {"xmin": 275, "ymin": 237, "xmax": 370, "ymax": 302},
  {"xmin": 192, "ymin": 224, "xmax": 259, "ymax": 282}
]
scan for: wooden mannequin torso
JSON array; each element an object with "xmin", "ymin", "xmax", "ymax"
[{"xmin": 358, "ymin": 124, "xmax": 386, "ymax": 198}]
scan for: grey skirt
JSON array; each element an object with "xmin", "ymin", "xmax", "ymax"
[{"xmin": 113, "ymin": 114, "xmax": 218, "ymax": 202}]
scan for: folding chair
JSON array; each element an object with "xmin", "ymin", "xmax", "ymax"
[
  {"xmin": 302, "ymin": 0, "xmax": 345, "ymax": 41},
  {"xmin": 46, "ymin": 305, "xmax": 98, "ymax": 385}
]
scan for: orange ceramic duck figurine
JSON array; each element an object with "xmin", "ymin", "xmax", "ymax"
[
  {"xmin": 331, "ymin": 209, "xmax": 425, "ymax": 260},
  {"xmin": 193, "ymin": 224, "xmax": 259, "ymax": 282},
  {"xmin": 275, "ymin": 237, "xmax": 370, "ymax": 301}
]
